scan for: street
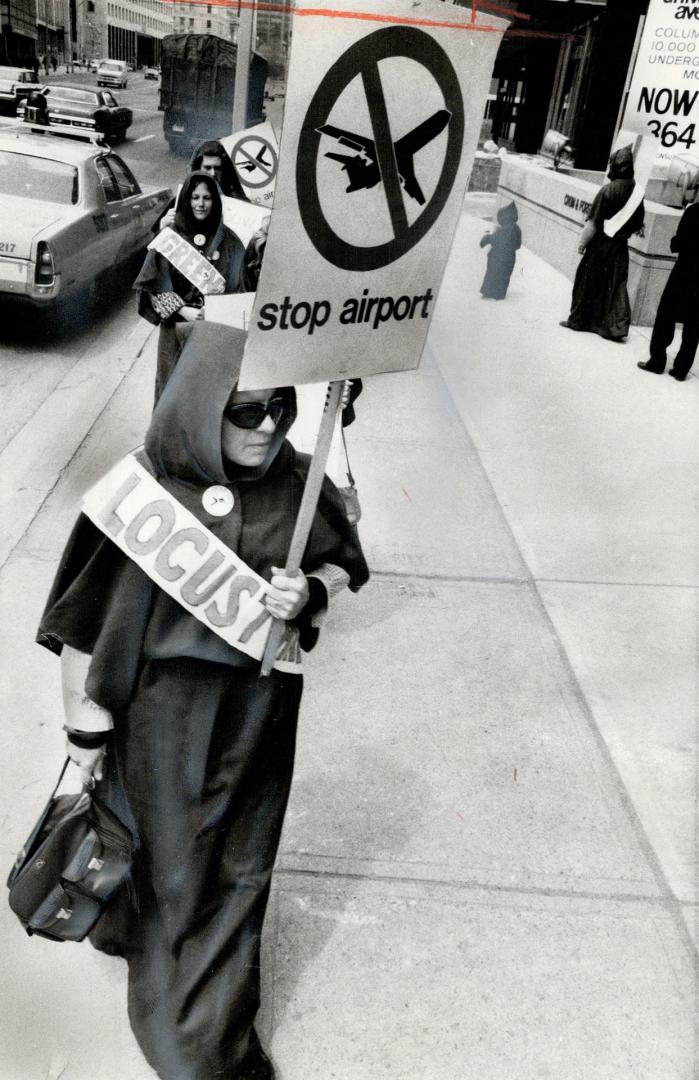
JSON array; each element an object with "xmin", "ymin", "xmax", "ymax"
[{"xmin": 0, "ymin": 62, "xmax": 696, "ymax": 1080}]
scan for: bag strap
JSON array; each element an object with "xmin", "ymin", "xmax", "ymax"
[{"xmin": 50, "ymin": 757, "xmax": 71, "ymax": 801}]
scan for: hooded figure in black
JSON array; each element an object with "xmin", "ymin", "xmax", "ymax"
[
  {"xmin": 561, "ymin": 145, "xmax": 645, "ymax": 342},
  {"xmin": 135, "ymin": 172, "xmax": 246, "ymax": 402},
  {"xmin": 638, "ymin": 199, "xmax": 699, "ymax": 381},
  {"xmin": 479, "ymin": 200, "xmax": 521, "ymax": 300},
  {"xmin": 190, "ymin": 139, "xmax": 250, "ymax": 201},
  {"xmin": 37, "ymin": 323, "xmax": 369, "ymax": 1080}
]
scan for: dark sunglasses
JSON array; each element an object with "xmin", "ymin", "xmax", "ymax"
[{"xmin": 223, "ymin": 395, "xmax": 286, "ymax": 430}]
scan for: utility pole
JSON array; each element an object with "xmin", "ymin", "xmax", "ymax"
[{"xmin": 232, "ymin": 0, "xmax": 255, "ymax": 132}]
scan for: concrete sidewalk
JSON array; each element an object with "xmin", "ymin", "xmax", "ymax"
[{"xmin": 0, "ymin": 206, "xmax": 696, "ymax": 1079}]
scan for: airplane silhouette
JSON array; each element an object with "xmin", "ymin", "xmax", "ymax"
[
  {"xmin": 236, "ymin": 144, "xmax": 273, "ymax": 173},
  {"xmin": 317, "ymin": 109, "xmax": 451, "ymax": 205}
]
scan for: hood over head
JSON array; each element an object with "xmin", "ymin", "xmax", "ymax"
[
  {"xmin": 145, "ymin": 322, "xmax": 297, "ymax": 486},
  {"xmin": 175, "ymin": 171, "xmax": 225, "ymax": 251},
  {"xmin": 497, "ymin": 200, "xmax": 518, "ymax": 225},
  {"xmin": 608, "ymin": 145, "xmax": 634, "ymax": 181},
  {"xmin": 190, "ymin": 139, "xmax": 249, "ymax": 201}
]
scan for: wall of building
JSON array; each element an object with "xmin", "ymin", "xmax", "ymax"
[
  {"xmin": 1, "ymin": 0, "xmax": 38, "ymax": 64},
  {"xmin": 171, "ymin": 2, "xmax": 235, "ymax": 42}
]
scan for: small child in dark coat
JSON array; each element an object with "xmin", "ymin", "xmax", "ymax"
[{"xmin": 480, "ymin": 201, "xmax": 521, "ymax": 300}]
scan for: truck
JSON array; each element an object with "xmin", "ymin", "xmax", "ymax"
[{"xmin": 159, "ymin": 34, "xmax": 268, "ymax": 154}]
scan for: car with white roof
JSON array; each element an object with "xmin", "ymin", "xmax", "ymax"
[
  {"xmin": 16, "ymin": 84, "xmax": 133, "ymax": 143},
  {"xmin": 0, "ymin": 126, "xmax": 172, "ymax": 310},
  {"xmin": 0, "ymin": 66, "xmax": 44, "ymax": 114}
]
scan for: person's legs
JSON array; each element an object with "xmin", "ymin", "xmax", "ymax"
[
  {"xmin": 646, "ymin": 286, "xmax": 677, "ymax": 372},
  {"xmin": 669, "ymin": 315, "xmax": 699, "ymax": 381}
]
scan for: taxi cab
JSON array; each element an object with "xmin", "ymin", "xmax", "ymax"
[{"xmin": 0, "ymin": 125, "xmax": 172, "ymax": 309}]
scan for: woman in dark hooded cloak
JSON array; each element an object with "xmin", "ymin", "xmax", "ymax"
[
  {"xmin": 36, "ymin": 322, "xmax": 369, "ymax": 1080},
  {"xmin": 560, "ymin": 145, "xmax": 645, "ymax": 342},
  {"xmin": 479, "ymin": 200, "xmax": 521, "ymax": 300},
  {"xmin": 135, "ymin": 171, "xmax": 246, "ymax": 400}
]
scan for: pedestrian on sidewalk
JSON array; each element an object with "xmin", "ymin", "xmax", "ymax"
[
  {"xmin": 637, "ymin": 199, "xmax": 699, "ymax": 382},
  {"xmin": 135, "ymin": 171, "xmax": 246, "ymax": 401},
  {"xmin": 36, "ymin": 323, "xmax": 369, "ymax": 1080},
  {"xmin": 479, "ymin": 200, "xmax": 521, "ymax": 300},
  {"xmin": 560, "ymin": 145, "xmax": 644, "ymax": 342}
]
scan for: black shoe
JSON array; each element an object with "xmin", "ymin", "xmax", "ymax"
[
  {"xmin": 669, "ymin": 369, "xmax": 687, "ymax": 381},
  {"xmin": 637, "ymin": 361, "xmax": 664, "ymax": 374}
]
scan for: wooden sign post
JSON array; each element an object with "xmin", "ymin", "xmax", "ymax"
[{"xmin": 260, "ymin": 380, "xmax": 345, "ymax": 675}]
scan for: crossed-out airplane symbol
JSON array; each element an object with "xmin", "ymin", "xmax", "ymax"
[{"xmin": 317, "ymin": 109, "xmax": 451, "ymax": 206}]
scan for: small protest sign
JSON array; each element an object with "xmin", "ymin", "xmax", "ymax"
[
  {"xmin": 238, "ymin": 0, "xmax": 506, "ymax": 389},
  {"xmin": 221, "ymin": 196, "xmax": 270, "ymax": 248},
  {"xmin": 220, "ymin": 120, "xmax": 279, "ymax": 206}
]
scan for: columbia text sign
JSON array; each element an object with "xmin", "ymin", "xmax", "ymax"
[
  {"xmin": 620, "ymin": 0, "xmax": 699, "ymax": 162},
  {"xmin": 239, "ymin": 0, "xmax": 506, "ymax": 388}
]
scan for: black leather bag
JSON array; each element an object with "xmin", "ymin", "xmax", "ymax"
[{"xmin": 7, "ymin": 759, "xmax": 134, "ymax": 942}]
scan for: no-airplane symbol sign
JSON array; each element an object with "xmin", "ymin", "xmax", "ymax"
[
  {"xmin": 297, "ymin": 26, "xmax": 465, "ymax": 272},
  {"xmin": 239, "ymin": 0, "xmax": 507, "ymax": 390}
]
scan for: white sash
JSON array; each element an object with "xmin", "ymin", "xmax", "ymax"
[
  {"xmin": 148, "ymin": 227, "xmax": 227, "ymax": 295},
  {"xmin": 82, "ymin": 454, "xmax": 301, "ymax": 674},
  {"xmin": 603, "ymin": 182, "xmax": 644, "ymax": 238}
]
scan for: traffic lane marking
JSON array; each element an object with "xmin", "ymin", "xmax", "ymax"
[{"xmin": 135, "ymin": 134, "xmax": 155, "ymax": 142}]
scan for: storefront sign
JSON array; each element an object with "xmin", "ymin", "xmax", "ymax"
[
  {"xmin": 621, "ymin": 0, "xmax": 699, "ymax": 161},
  {"xmin": 238, "ymin": 0, "xmax": 506, "ymax": 389},
  {"xmin": 82, "ymin": 455, "xmax": 301, "ymax": 672}
]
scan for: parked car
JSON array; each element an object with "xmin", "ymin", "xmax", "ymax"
[
  {"xmin": 144, "ymin": 66, "xmax": 160, "ymax": 81},
  {"xmin": 0, "ymin": 127, "xmax": 172, "ymax": 309},
  {"xmin": 97, "ymin": 58, "xmax": 128, "ymax": 89},
  {"xmin": 17, "ymin": 85, "xmax": 133, "ymax": 142},
  {"xmin": 0, "ymin": 66, "xmax": 44, "ymax": 115},
  {"xmin": 89, "ymin": 58, "xmax": 101, "ymax": 74}
]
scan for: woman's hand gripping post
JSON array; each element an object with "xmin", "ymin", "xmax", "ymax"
[{"xmin": 264, "ymin": 568, "xmax": 310, "ymax": 621}]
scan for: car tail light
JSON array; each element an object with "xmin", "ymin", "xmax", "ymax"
[{"xmin": 35, "ymin": 242, "xmax": 55, "ymax": 285}]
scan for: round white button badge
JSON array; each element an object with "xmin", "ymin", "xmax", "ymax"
[
  {"xmin": 193, "ymin": 233, "xmax": 206, "ymax": 247},
  {"xmin": 202, "ymin": 486, "xmax": 234, "ymax": 517}
]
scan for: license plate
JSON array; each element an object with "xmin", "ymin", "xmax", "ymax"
[
  {"xmin": 0, "ymin": 258, "xmax": 26, "ymax": 283},
  {"xmin": 172, "ymin": 124, "xmax": 184, "ymax": 133}
]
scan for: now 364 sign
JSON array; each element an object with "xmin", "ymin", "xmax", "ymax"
[
  {"xmin": 621, "ymin": 0, "xmax": 699, "ymax": 160},
  {"xmin": 239, "ymin": 0, "xmax": 506, "ymax": 388}
]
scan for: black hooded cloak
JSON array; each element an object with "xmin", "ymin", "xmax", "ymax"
[
  {"xmin": 37, "ymin": 323, "xmax": 369, "ymax": 1080},
  {"xmin": 135, "ymin": 172, "xmax": 246, "ymax": 401},
  {"xmin": 565, "ymin": 146, "xmax": 645, "ymax": 341},
  {"xmin": 479, "ymin": 200, "xmax": 521, "ymax": 300},
  {"xmin": 190, "ymin": 139, "xmax": 250, "ymax": 202}
]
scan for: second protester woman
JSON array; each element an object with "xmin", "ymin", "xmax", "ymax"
[{"xmin": 135, "ymin": 170, "xmax": 245, "ymax": 400}]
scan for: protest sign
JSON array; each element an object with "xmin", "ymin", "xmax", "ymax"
[
  {"xmin": 220, "ymin": 120, "xmax": 280, "ymax": 206},
  {"xmin": 221, "ymin": 195, "xmax": 270, "ymax": 248},
  {"xmin": 82, "ymin": 455, "xmax": 301, "ymax": 673},
  {"xmin": 619, "ymin": 0, "xmax": 699, "ymax": 163},
  {"xmin": 238, "ymin": 0, "xmax": 506, "ymax": 389}
]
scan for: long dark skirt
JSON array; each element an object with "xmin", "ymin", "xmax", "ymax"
[
  {"xmin": 566, "ymin": 234, "xmax": 631, "ymax": 341},
  {"xmin": 154, "ymin": 322, "xmax": 193, "ymax": 404},
  {"xmin": 93, "ymin": 657, "xmax": 302, "ymax": 1080}
]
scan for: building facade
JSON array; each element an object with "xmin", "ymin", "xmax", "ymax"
[
  {"xmin": 170, "ymin": 1, "xmax": 236, "ymax": 42},
  {"xmin": 470, "ymin": 0, "xmax": 650, "ymax": 170},
  {"xmin": 77, "ymin": 0, "xmax": 172, "ymax": 66},
  {"xmin": 254, "ymin": 0, "xmax": 291, "ymax": 75},
  {"xmin": 0, "ymin": 0, "xmax": 38, "ymax": 64}
]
